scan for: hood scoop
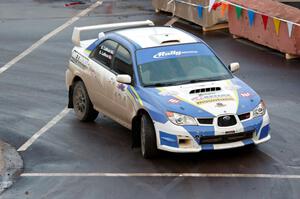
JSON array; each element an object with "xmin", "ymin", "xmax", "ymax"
[
  {"xmin": 150, "ymin": 34, "xmax": 180, "ymax": 45},
  {"xmin": 189, "ymin": 87, "xmax": 221, "ymax": 94}
]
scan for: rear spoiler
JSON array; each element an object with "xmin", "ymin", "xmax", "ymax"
[{"xmin": 72, "ymin": 20, "xmax": 155, "ymax": 46}]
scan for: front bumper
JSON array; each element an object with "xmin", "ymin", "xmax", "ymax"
[{"xmin": 153, "ymin": 111, "xmax": 270, "ymax": 153}]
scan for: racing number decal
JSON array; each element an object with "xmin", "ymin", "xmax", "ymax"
[{"xmin": 72, "ymin": 50, "xmax": 89, "ymax": 68}]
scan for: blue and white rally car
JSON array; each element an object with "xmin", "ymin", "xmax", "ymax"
[{"xmin": 66, "ymin": 20, "xmax": 270, "ymax": 158}]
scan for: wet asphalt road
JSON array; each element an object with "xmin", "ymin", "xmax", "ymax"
[{"xmin": 0, "ymin": 0, "xmax": 300, "ymax": 198}]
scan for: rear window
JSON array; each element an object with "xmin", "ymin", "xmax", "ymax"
[{"xmin": 92, "ymin": 40, "xmax": 118, "ymax": 67}]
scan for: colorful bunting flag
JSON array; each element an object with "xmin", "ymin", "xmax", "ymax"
[
  {"xmin": 235, "ymin": 6, "xmax": 243, "ymax": 20},
  {"xmin": 262, "ymin": 15, "xmax": 269, "ymax": 30},
  {"xmin": 247, "ymin": 10, "xmax": 255, "ymax": 27},
  {"xmin": 220, "ymin": 2, "xmax": 228, "ymax": 17},
  {"xmin": 197, "ymin": 5, "xmax": 203, "ymax": 18},
  {"xmin": 287, "ymin": 22, "xmax": 293, "ymax": 38},
  {"xmin": 212, "ymin": 2, "xmax": 222, "ymax": 11},
  {"xmin": 208, "ymin": 0, "xmax": 216, "ymax": 12},
  {"xmin": 273, "ymin": 18, "xmax": 281, "ymax": 35}
]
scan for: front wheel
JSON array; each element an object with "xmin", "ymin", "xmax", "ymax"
[
  {"xmin": 72, "ymin": 81, "xmax": 98, "ymax": 122},
  {"xmin": 140, "ymin": 114, "xmax": 159, "ymax": 158}
]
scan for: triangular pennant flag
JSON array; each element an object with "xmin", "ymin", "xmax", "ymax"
[
  {"xmin": 287, "ymin": 22, "xmax": 293, "ymax": 38},
  {"xmin": 273, "ymin": 18, "xmax": 281, "ymax": 35},
  {"xmin": 247, "ymin": 10, "xmax": 255, "ymax": 26},
  {"xmin": 197, "ymin": 5, "xmax": 203, "ymax": 18},
  {"xmin": 235, "ymin": 6, "xmax": 243, "ymax": 19},
  {"xmin": 208, "ymin": 0, "xmax": 216, "ymax": 12},
  {"xmin": 220, "ymin": 2, "xmax": 228, "ymax": 17},
  {"xmin": 262, "ymin": 15, "xmax": 268, "ymax": 30},
  {"xmin": 212, "ymin": 2, "xmax": 222, "ymax": 11}
]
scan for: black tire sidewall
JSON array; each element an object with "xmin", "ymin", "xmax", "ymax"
[{"xmin": 141, "ymin": 114, "xmax": 158, "ymax": 158}]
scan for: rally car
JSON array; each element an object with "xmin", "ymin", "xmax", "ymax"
[{"xmin": 66, "ymin": 20, "xmax": 270, "ymax": 158}]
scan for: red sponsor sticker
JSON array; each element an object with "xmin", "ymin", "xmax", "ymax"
[
  {"xmin": 168, "ymin": 98, "xmax": 180, "ymax": 104},
  {"xmin": 241, "ymin": 92, "xmax": 251, "ymax": 97}
]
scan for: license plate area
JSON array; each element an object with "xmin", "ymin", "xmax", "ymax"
[{"xmin": 200, "ymin": 131, "xmax": 254, "ymax": 144}]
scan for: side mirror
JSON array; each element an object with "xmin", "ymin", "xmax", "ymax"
[
  {"xmin": 116, "ymin": 74, "xmax": 131, "ymax": 84},
  {"xmin": 229, "ymin": 62, "xmax": 240, "ymax": 73}
]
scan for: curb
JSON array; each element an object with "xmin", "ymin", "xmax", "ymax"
[{"xmin": 0, "ymin": 140, "xmax": 23, "ymax": 194}]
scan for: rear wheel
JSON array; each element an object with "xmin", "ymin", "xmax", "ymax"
[
  {"xmin": 72, "ymin": 81, "xmax": 98, "ymax": 122},
  {"xmin": 140, "ymin": 114, "xmax": 159, "ymax": 158}
]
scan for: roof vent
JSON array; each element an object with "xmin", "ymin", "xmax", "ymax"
[
  {"xmin": 150, "ymin": 34, "xmax": 180, "ymax": 45},
  {"xmin": 190, "ymin": 87, "xmax": 221, "ymax": 94}
]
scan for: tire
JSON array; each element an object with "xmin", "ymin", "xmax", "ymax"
[
  {"xmin": 72, "ymin": 81, "xmax": 98, "ymax": 122},
  {"xmin": 140, "ymin": 114, "xmax": 159, "ymax": 158}
]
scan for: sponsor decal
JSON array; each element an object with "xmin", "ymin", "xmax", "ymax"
[
  {"xmin": 117, "ymin": 83, "xmax": 126, "ymax": 91},
  {"xmin": 240, "ymin": 92, "xmax": 251, "ymax": 97},
  {"xmin": 153, "ymin": 50, "xmax": 198, "ymax": 59},
  {"xmin": 98, "ymin": 45, "xmax": 114, "ymax": 60},
  {"xmin": 192, "ymin": 93, "xmax": 234, "ymax": 104},
  {"xmin": 215, "ymin": 102, "xmax": 226, "ymax": 107},
  {"xmin": 99, "ymin": 50, "xmax": 112, "ymax": 60},
  {"xmin": 168, "ymin": 98, "xmax": 180, "ymax": 104},
  {"xmin": 100, "ymin": 45, "xmax": 114, "ymax": 54}
]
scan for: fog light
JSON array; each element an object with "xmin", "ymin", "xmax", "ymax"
[{"xmin": 178, "ymin": 136, "xmax": 193, "ymax": 148}]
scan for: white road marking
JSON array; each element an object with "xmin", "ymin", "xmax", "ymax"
[
  {"xmin": 0, "ymin": 1, "xmax": 103, "ymax": 74},
  {"xmin": 17, "ymin": 108, "xmax": 70, "ymax": 152},
  {"xmin": 164, "ymin": 17, "xmax": 179, "ymax": 26},
  {"xmin": 20, "ymin": 172, "xmax": 300, "ymax": 179}
]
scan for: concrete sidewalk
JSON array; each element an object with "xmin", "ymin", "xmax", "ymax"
[{"xmin": 0, "ymin": 140, "xmax": 23, "ymax": 194}]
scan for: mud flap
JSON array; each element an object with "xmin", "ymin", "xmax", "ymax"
[
  {"xmin": 131, "ymin": 117, "xmax": 141, "ymax": 148},
  {"xmin": 68, "ymin": 85, "xmax": 74, "ymax": 108}
]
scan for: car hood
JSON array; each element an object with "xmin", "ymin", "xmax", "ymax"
[{"xmin": 142, "ymin": 77, "xmax": 261, "ymax": 118}]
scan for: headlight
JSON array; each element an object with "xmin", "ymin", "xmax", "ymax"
[
  {"xmin": 253, "ymin": 100, "xmax": 266, "ymax": 118},
  {"xmin": 166, "ymin": 111, "xmax": 198, "ymax": 126}
]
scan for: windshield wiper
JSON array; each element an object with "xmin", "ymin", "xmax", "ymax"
[
  {"xmin": 171, "ymin": 79, "xmax": 208, "ymax": 85},
  {"xmin": 144, "ymin": 78, "xmax": 223, "ymax": 87},
  {"xmin": 175, "ymin": 78, "xmax": 223, "ymax": 85},
  {"xmin": 144, "ymin": 82, "xmax": 172, "ymax": 87}
]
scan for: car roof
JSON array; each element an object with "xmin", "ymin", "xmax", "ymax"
[{"xmin": 113, "ymin": 26, "xmax": 200, "ymax": 49}]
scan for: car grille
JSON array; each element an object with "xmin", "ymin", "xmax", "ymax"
[
  {"xmin": 238, "ymin": 112, "xmax": 251, "ymax": 121},
  {"xmin": 217, "ymin": 115, "xmax": 237, "ymax": 127},
  {"xmin": 199, "ymin": 131, "xmax": 254, "ymax": 144},
  {"xmin": 197, "ymin": 118, "xmax": 214, "ymax": 125}
]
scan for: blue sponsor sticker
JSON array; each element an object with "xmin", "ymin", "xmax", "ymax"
[{"xmin": 136, "ymin": 43, "xmax": 213, "ymax": 65}]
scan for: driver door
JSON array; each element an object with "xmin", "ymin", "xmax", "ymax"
[{"xmin": 109, "ymin": 44, "xmax": 136, "ymax": 126}]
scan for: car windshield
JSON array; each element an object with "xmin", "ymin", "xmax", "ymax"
[{"xmin": 136, "ymin": 43, "xmax": 232, "ymax": 87}]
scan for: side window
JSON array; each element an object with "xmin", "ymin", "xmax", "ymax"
[
  {"xmin": 112, "ymin": 45, "xmax": 133, "ymax": 77},
  {"xmin": 92, "ymin": 40, "xmax": 118, "ymax": 67}
]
